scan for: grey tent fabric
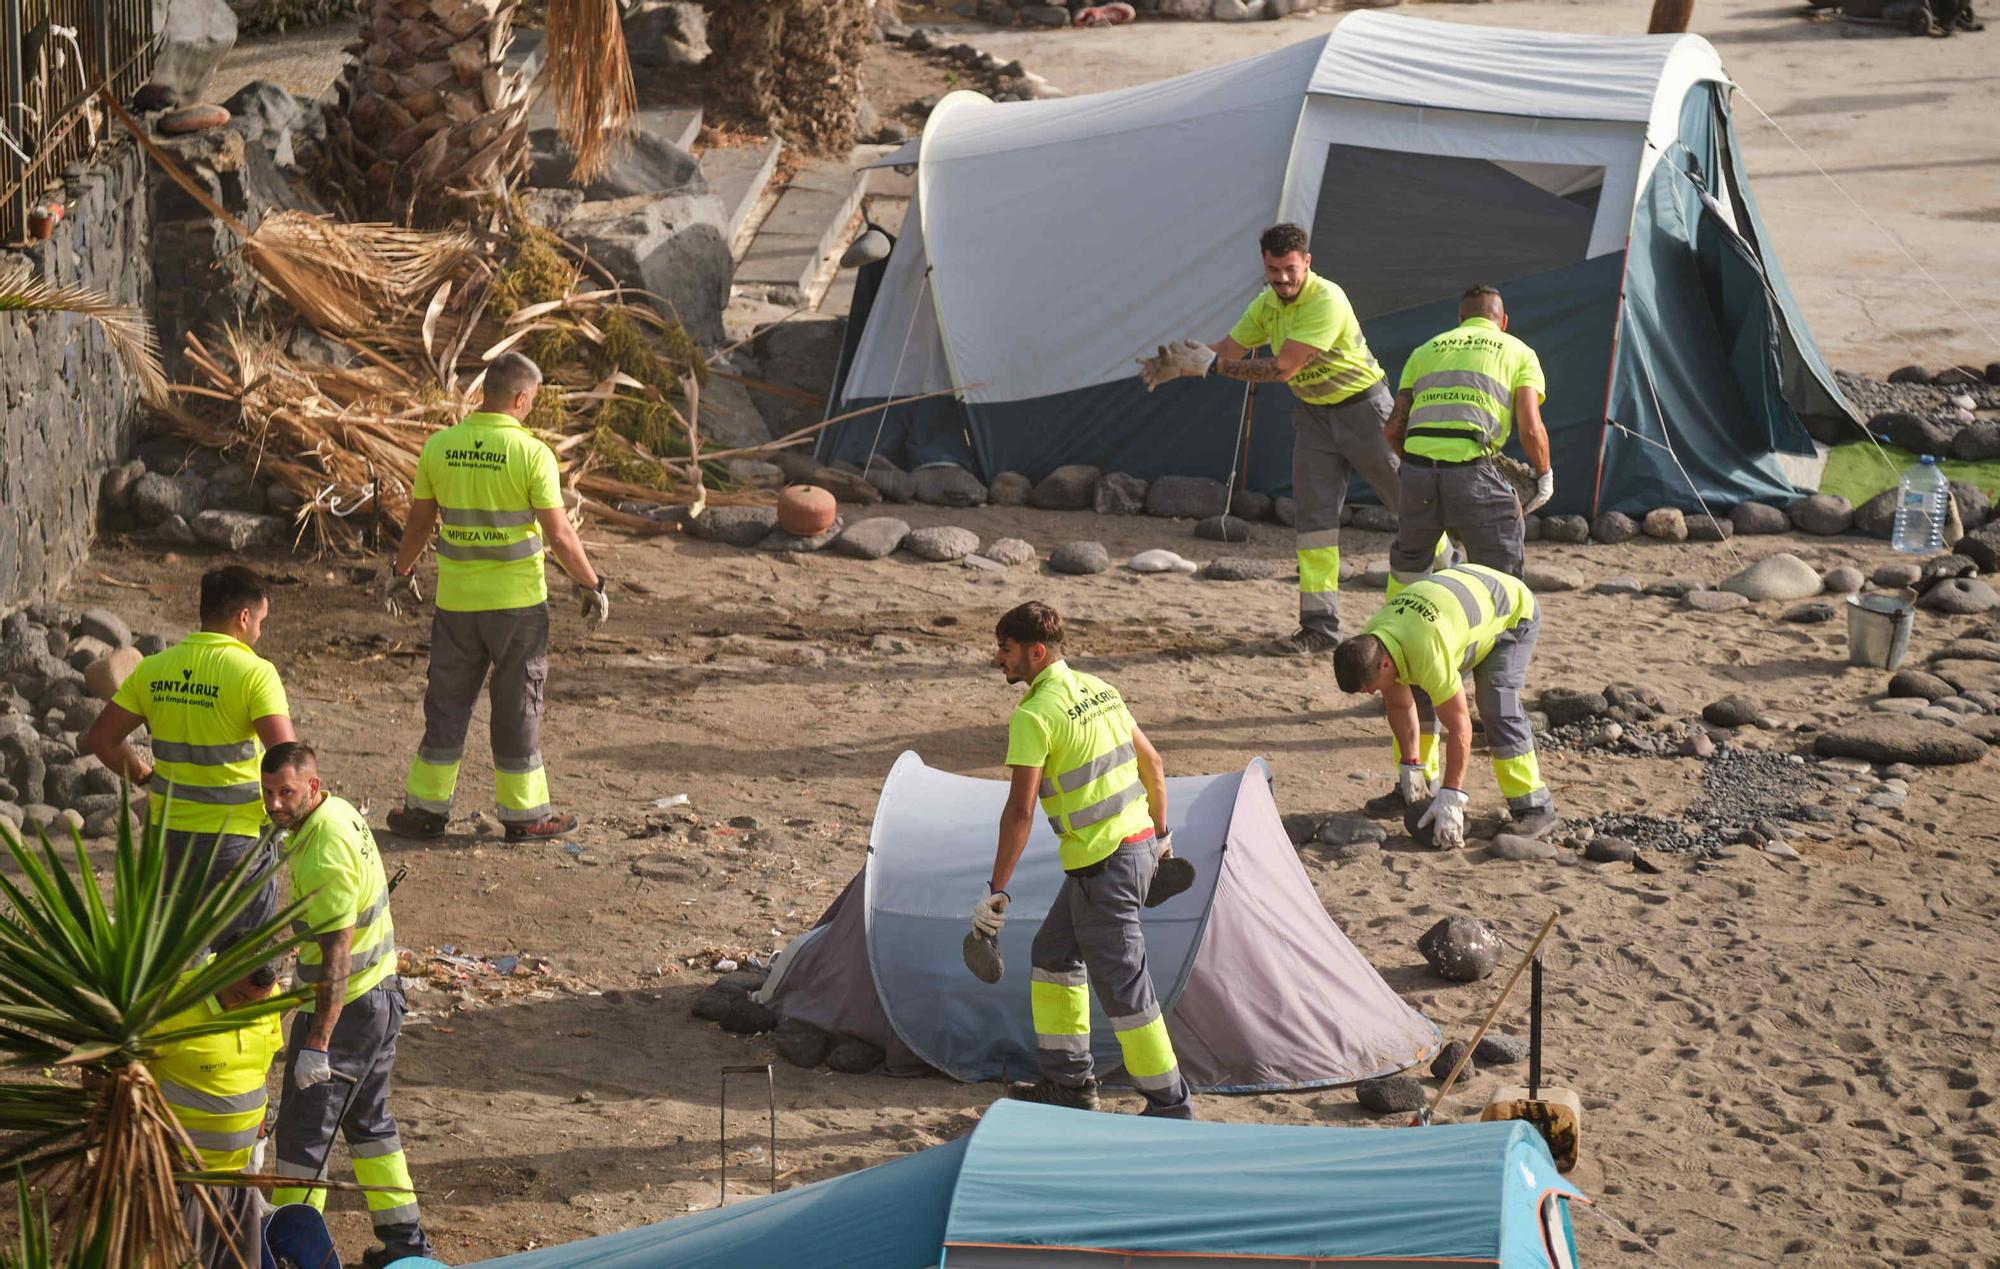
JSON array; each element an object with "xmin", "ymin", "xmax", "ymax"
[{"xmin": 760, "ymin": 752, "xmax": 1439, "ymax": 1092}]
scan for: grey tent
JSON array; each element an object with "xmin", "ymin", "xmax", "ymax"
[{"xmin": 759, "ymin": 753, "xmax": 1439, "ymax": 1091}]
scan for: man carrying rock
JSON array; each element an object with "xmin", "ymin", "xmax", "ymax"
[
  {"xmin": 972, "ymin": 601, "xmax": 1195, "ymax": 1118},
  {"xmin": 1385, "ymin": 285, "xmax": 1553, "ymax": 585},
  {"xmin": 87, "ymin": 565, "xmax": 295, "ymax": 948},
  {"xmin": 381, "ymin": 352, "xmax": 608, "ymax": 841},
  {"xmin": 1136, "ymin": 223, "xmax": 1444, "ymax": 653},
  {"xmin": 1332, "ymin": 563, "xmax": 1556, "ymax": 839},
  {"xmin": 262, "ymin": 741, "xmax": 434, "ymax": 1268}
]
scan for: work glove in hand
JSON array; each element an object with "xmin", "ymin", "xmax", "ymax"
[
  {"xmin": 1145, "ymin": 830, "xmax": 1196, "ymax": 908},
  {"xmin": 970, "ymin": 886, "xmax": 1010, "ymax": 939},
  {"xmin": 294, "ymin": 1047, "xmax": 334, "ymax": 1090},
  {"xmin": 1525, "ymin": 469, "xmax": 1556, "ymax": 516},
  {"xmin": 1154, "ymin": 829, "xmax": 1174, "ymax": 861},
  {"xmin": 1166, "ymin": 338, "xmax": 1216, "ymax": 379},
  {"xmin": 1418, "ymin": 787, "xmax": 1469, "ymax": 850},
  {"xmin": 578, "ymin": 576, "xmax": 610, "ymax": 625},
  {"xmin": 383, "ymin": 571, "xmax": 422, "ymax": 617},
  {"xmin": 1135, "ymin": 345, "xmax": 1179, "ymax": 391},
  {"xmin": 1397, "ymin": 762, "xmax": 1434, "ymax": 806}
]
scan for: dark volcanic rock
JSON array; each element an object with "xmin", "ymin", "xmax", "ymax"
[
  {"xmin": 826, "ymin": 1038, "xmax": 885, "ymax": 1074},
  {"xmin": 1417, "ymin": 916, "xmax": 1504, "ymax": 982},
  {"xmin": 1813, "ymin": 717, "xmax": 1986, "ymax": 765},
  {"xmin": 1356, "ymin": 1075, "xmax": 1428, "ymax": 1114}
]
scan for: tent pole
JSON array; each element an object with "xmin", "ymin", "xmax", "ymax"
[{"xmin": 1590, "ymin": 237, "xmax": 1635, "ymax": 519}]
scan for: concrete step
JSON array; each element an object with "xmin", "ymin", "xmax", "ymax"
[
  {"xmin": 734, "ymin": 158, "xmax": 872, "ymax": 299},
  {"xmin": 699, "ymin": 138, "xmax": 784, "ymax": 254}
]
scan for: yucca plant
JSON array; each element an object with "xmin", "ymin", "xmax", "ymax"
[
  {"xmin": 2, "ymin": 1169, "xmax": 117, "ymax": 1269},
  {"xmin": 0, "ymin": 798, "xmax": 314, "ymax": 1268}
]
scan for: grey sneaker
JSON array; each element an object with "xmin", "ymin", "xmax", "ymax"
[
  {"xmin": 1276, "ymin": 627, "xmax": 1340, "ymax": 655},
  {"xmin": 1508, "ymin": 807, "xmax": 1561, "ymax": 839},
  {"xmin": 1008, "ymin": 1077, "xmax": 1101, "ymax": 1112}
]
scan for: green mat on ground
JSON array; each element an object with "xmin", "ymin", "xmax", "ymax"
[{"xmin": 1818, "ymin": 442, "xmax": 2000, "ymax": 503}]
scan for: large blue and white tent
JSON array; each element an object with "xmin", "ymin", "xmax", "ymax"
[
  {"xmin": 472, "ymin": 1102, "xmax": 1589, "ymax": 1268},
  {"xmin": 822, "ymin": 12, "xmax": 1858, "ymax": 516}
]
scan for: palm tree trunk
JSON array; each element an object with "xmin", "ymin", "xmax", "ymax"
[
  {"xmin": 705, "ymin": 0, "xmax": 870, "ymax": 155},
  {"xmin": 1648, "ymin": 0, "xmax": 1695, "ymax": 32}
]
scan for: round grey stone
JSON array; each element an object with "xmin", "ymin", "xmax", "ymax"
[
  {"xmin": 1474, "ymin": 1032, "xmax": 1530, "ymax": 1065},
  {"xmin": 1417, "ymin": 915, "xmax": 1504, "ymax": 982},
  {"xmin": 1194, "ymin": 515, "xmax": 1252, "ymax": 543},
  {"xmin": 1584, "ymin": 835, "xmax": 1637, "ymax": 863},
  {"xmin": 1591, "ymin": 511, "xmax": 1638, "ymax": 544},
  {"xmin": 691, "ymin": 505, "xmax": 776, "ymax": 547},
  {"xmin": 912, "ymin": 465, "xmax": 987, "ymax": 508},
  {"xmin": 1702, "ymin": 694, "xmax": 1763, "ymax": 728},
  {"xmin": 1721, "ymin": 553, "xmax": 1823, "ymax": 601},
  {"xmin": 1316, "ymin": 815, "xmax": 1386, "ymax": 847},
  {"xmin": 1355, "ymin": 1075, "xmax": 1428, "ymax": 1114},
  {"xmin": 1430, "ymin": 1039, "xmax": 1474, "ymax": 1081},
  {"xmin": 1781, "ymin": 602, "xmax": 1836, "ymax": 624},
  {"xmin": 1048, "ymin": 541, "xmax": 1111, "ymax": 575},
  {"xmin": 1919, "ymin": 578, "xmax": 1998, "ymax": 615},
  {"xmin": 774, "ymin": 1018, "xmax": 832, "ymax": 1069},
  {"xmin": 1594, "ymin": 577, "xmax": 1643, "ymax": 596},
  {"xmin": 1487, "ymin": 833, "xmax": 1557, "ymax": 862},
  {"xmin": 1145, "ymin": 475, "xmax": 1228, "ymax": 520},
  {"xmin": 1820, "ymin": 565, "xmax": 1865, "ymax": 594},
  {"xmin": 75, "ymin": 608, "xmax": 133, "ymax": 649},
  {"xmin": 1027, "ymin": 465, "xmax": 1100, "ymax": 511},
  {"xmin": 1871, "ymin": 562, "xmax": 1923, "ymax": 589},
  {"xmin": 905, "ymin": 526, "xmax": 981, "ymax": 562},
  {"xmin": 1788, "ymin": 494, "xmax": 1854, "ymax": 536},
  {"xmin": 1729, "ymin": 502, "xmax": 1790, "ymax": 535},
  {"xmin": 1642, "ymin": 508, "xmax": 1688, "ymax": 541},
  {"xmin": 1541, "ymin": 515, "xmax": 1590, "ymax": 544},
  {"xmin": 826, "ymin": 1038, "xmax": 884, "ymax": 1074},
  {"xmin": 987, "ymin": 472, "xmax": 1032, "ymax": 506},
  {"xmin": 1539, "ymin": 688, "xmax": 1608, "ymax": 727},
  {"xmin": 984, "ymin": 538, "xmax": 1038, "ymax": 568},
  {"xmin": 1522, "ymin": 564, "xmax": 1585, "ymax": 593},
  {"xmin": 834, "ymin": 517, "xmax": 910, "ymax": 560},
  {"xmin": 1094, "ymin": 472, "xmax": 1148, "ymax": 516},
  {"xmin": 1201, "ymin": 557, "xmax": 1282, "ymax": 582},
  {"xmin": 1888, "ymin": 669, "xmax": 1955, "ymax": 701},
  {"xmin": 1813, "ymin": 716, "xmax": 1987, "ymax": 765},
  {"xmin": 1685, "ymin": 590, "xmax": 1752, "ymax": 613}
]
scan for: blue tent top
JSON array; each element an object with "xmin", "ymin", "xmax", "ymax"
[{"xmin": 471, "ymin": 1103, "xmax": 1586, "ymax": 1268}]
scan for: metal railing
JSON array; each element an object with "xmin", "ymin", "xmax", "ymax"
[{"xmin": 2, "ymin": 0, "xmax": 154, "ymax": 246}]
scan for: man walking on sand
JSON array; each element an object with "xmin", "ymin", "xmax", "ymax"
[
  {"xmin": 1138, "ymin": 223, "xmax": 1447, "ymax": 653},
  {"xmin": 382, "ymin": 352, "xmax": 609, "ymax": 841},
  {"xmin": 970, "ymin": 601, "xmax": 1195, "ymax": 1118}
]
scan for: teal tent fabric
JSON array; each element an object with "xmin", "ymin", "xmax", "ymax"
[
  {"xmin": 943, "ymin": 1104, "xmax": 1583, "ymax": 1265},
  {"xmin": 470, "ymin": 1136, "xmax": 967, "ymax": 1269}
]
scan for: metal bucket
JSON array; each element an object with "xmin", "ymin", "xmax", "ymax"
[{"xmin": 1846, "ymin": 593, "xmax": 1915, "ymax": 670}]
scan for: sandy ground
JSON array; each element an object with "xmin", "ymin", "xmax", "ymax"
[{"xmin": 62, "ymin": 510, "xmax": 2000, "ymax": 1266}]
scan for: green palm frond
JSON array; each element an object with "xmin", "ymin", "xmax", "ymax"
[
  {"xmin": 0, "ymin": 793, "xmax": 313, "ymax": 1264},
  {"xmin": 0, "ymin": 263, "xmax": 168, "ymax": 405}
]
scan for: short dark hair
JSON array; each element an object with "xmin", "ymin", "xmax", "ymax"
[
  {"xmin": 1459, "ymin": 284, "xmax": 1504, "ymax": 319},
  {"xmin": 1259, "ymin": 223, "xmax": 1310, "ymax": 258},
  {"xmin": 246, "ymin": 962, "xmax": 279, "ymax": 990},
  {"xmin": 199, "ymin": 566, "xmax": 269, "ymax": 624},
  {"xmin": 261, "ymin": 740, "xmax": 317, "ymax": 776},
  {"xmin": 996, "ymin": 602, "xmax": 1065, "ymax": 648},
  {"xmin": 1333, "ymin": 635, "xmax": 1389, "ymax": 694}
]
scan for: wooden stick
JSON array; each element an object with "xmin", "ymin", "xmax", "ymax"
[{"xmin": 1417, "ymin": 907, "xmax": 1561, "ymax": 1125}]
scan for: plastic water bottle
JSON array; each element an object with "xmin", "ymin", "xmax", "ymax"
[{"xmin": 1890, "ymin": 454, "xmax": 1949, "ymax": 554}]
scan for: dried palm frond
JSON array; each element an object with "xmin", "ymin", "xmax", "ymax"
[
  {"xmin": 543, "ymin": 0, "xmax": 636, "ymax": 184},
  {"xmin": 239, "ymin": 211, "xmax": 482, "ymax": 335},
  {"xmin": 0, "ymin": 264, "xmax": 167, "ymax": 404}
]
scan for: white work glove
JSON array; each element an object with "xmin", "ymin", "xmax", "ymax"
[
  {"xmin": 577, "ymin": 576, "xmax": 610, "ymax": 625},
  {"xmin": 1418, "ymin": 787, "xmax": 1469, "ymax": 850},
  {"xmin": 249, "ymin": 1136, "xmax": 267, "ymax": 1173},
  {"xmin": 1135, "ymin": 339, "xmax": 1215, "ymax": 391},
  {"xmin": 1397, "ymin": 763, "xmax": 1434, "ymax": 806},
  {"xmin": 970, "ymin": 886, "xmax": 1010, "ymax": 939},
  {"xmin": 383, "ymin": 570, "xmax": 422, "ymax": 617},
  {"xmin": 293, "ymin": 1047, "xmax": 333, "ymax": 1090},
  {"xmin": 1154, "ymin": 829, "xmax": 1174, "ymax": 860},
  {"xmin": 1524, "ymin": 469, "xmax": 1555, "ymax": 516}
]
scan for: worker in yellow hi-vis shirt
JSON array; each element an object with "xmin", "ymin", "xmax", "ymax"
[
  {"xmin": 1333, "ymin": 564, "xmax": 1557, "ymax": 843},
  {"xmin": 972, "ymin": 601, "xmax": 1195, "ymax": 1119},
  {"xmin": 1136, "ymin": 223, "xmax": 1448, "ymax": 654},
  {"xmin": 382, "ymin": 352, "xmax": 608, "ymax": 842},
  {"xmin": 153, "ymin": 961, "xmax": 285, "ymax": 1269},
  {"xmin": 88, "ymin": 565, "xmax": 295, "ymax": 950},
  {"xmin": 262, "ymin": 741, "xmax": 433, "ymax": 1269}
]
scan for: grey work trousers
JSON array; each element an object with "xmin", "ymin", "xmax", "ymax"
[
  {"xmin": 408, "ymin": 602, "xmax": 552, "ymax": 823},
  {"xmin": 1394, "ymin": 457, "xmax": 1526, "ymax": 586},
  {"xmin": 273, "ymin": 983, "xmax": 431, "ymax": 1260},
  {"xmin": 160, "ymin": 828, "xmax": 278, "ymax": 953},
  {"xmin": 179, "ymin": 1180, "xmax": 264, "ymax": 1269},
  {"xmin": 1411, "ymin": 608, "xmax": 1554, "ymax": 814},
  {"xmin": 1292, "ymin": 384, "xmax": 1404, "ymax": 637},
  {"xmin": 1029, "ymin": 840, "xmax": 1192, "ymax": 1116}
]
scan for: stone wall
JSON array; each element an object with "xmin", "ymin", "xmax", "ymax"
[{"xmin": 0, "ymin": 143, "xmax": 154, "ymax": 612}]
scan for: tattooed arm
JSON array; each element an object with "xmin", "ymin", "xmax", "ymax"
[{"xmin": 1211, "ymin": 339, "xmax": 1317, "ymax": 385}]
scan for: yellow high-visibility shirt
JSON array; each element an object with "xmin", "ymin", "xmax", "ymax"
[
  {"xmin": 413, "ymin": 411, "xmax": 564, "ymax": 612},
  {"xmin": 1362, "ymin": 564, "xmax": 1536, "ymax": 705},
  {"xmin": 1227, "ymin": 272, "xmax": 1385, "ymax": 406},
  {"xmin": 1006, "ymin": 661, "xmax": 1154, "ymax": 871},
  {"xmin": 111, "ymin": 632, "xmax": 287, "ymax": 837},
  {"xmin": 1396, "ymin": 316, "xmax": 1545, "ymax": 462},
  {"xmin": 152, "ymin": 985, "xmax": 283, "ymax": 1173},
  {"xmin": 287, "ymin": 793, "xmax": 396, "ymax": 1008}
]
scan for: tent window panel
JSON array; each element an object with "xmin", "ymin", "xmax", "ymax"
[{"xmin": 1308, "ymin": 144, "xmax": 1603, "ymax": 320}]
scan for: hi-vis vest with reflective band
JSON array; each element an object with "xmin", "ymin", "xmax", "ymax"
[
  {"xmin": 151, "ymin": 982, "xmax": 284, "ymax": 1172},
  {"xmin": 111, "ymin": 632, "xmax": 286, "ymax": 837},
  {"xmin": 1009, "ymin": 662, "xmax": 1154, "ymax": 872},
  {"xmin": 288, "ymin": 793, "xmax": 396, "ymax": 1008},
  {"xmin": 1227, "ymin": 272, "xmax": 1385, "ymax": 407},
  {"xmin": 1397, "ymin": 316, "xmax": 1545, "ymax": 462},
  {"xmin": 413, "ymin": 411, "xmax": 563, "ymax": 612},
  {"xmin": 1363, "ymin": 564, "xmax": 1536, "ymax": 705}
]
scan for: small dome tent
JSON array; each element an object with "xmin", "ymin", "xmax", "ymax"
[
  {"xmin": 822, "ymin": 12, "xmax": 1857, "ymax": 516},
  {"xmin": 757, "ymin": 754, "xmax": 1439, "ymax": 1092}
]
